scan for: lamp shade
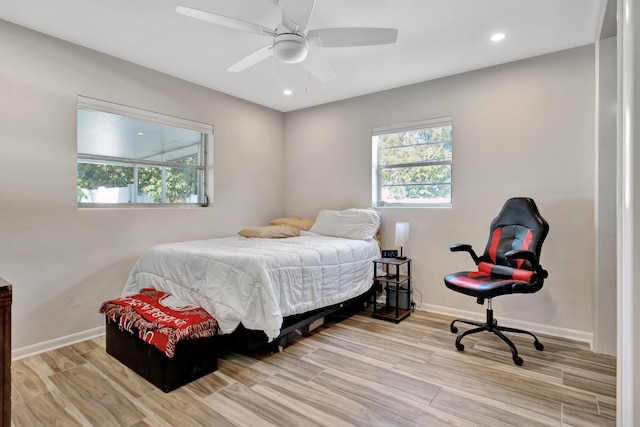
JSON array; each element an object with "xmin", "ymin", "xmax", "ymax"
[{"xmin": 395, "ymin": 222, "xmax": 410, "ymax": 247}]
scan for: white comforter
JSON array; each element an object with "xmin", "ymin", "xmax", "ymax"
[{"xmin": 122, "ymin": 232, "xmax": 380, "ymax": 340}]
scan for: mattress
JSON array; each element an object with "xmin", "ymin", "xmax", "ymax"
[{"xmin": 122, "ymin": 232, "xmax": 380, "ymax": 341}]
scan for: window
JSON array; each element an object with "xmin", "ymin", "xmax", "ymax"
[
  {"xmin": 77, "ymin": 97, "xmax": 212, "ymax": 207},
  {"xmin": 372, "ymin": 117, "xmax": 452, "ymax": 207}
]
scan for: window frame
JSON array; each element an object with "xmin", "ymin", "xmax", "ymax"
[
  {"xmin": 372, "ymin": 116, "xmax": 453, "ymax": 208},
  {"xmin": 77, "ymin": 96, "xmax": 213, "ymax": 208}
]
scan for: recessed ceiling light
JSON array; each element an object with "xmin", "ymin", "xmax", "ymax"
[
  {"xmin": 491, "ymin": 33, "xmax": 506, "ymax": 42},
  {"xmin": 137, "ymin": 132, "xmax": 144, "ymax": 136},
  {"xmin": 283, "ymin": 89, "xmax": 292, "ymax": 96}
]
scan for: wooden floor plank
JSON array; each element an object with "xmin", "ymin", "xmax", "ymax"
[
  {"xmin": 430, "ymin": 387, "xmax": 560, "ymax": 427},
  {"xmin": 217, "ymin": 381, "xmax": 322, "ymax": 426},
  {"xmin": 38, "ymin": 347, "xmax": 87, "ymax": 374},
  {"xmin": 11, "ymin": 358, "xmax": 54, "ymax": 402},
  {"xmin": 597, "ymin": 394, "xmax": 617, "ymax": 419},
  {"xmin": 562, "ymin": 404, "xmax": 616, "ymax": 427},
  {"xmin": 183, "ymin": 370, "xmax": 234, "ymax": 399},
  {"xmin": 11, "ymin": 309, "xmax": 617, "ymax": 426},
  {"xmin": 81, "ymin": 349, "xmax": 157, "ymax": 398},
  {"xmin": 48, "ymin": 364, "xmax": 147, "ymax": 426},
  {"xmin": 12, "ymin": 390, "xmax": 91, "ymax": 427},
  {"xmin": 253, "ymin": 373, "xmax": 385, "ymax": 427},
  {"xmin": 137, "ymin": 387, "xmax": 238, "ymax": 427},
  {"xmin": 262, "ymin": 353, "xmax": 325, "ymax": 381},
  {"xmin": 202, "ymin": 384, "xmax": 282, "ymax": 427},
  {"xmin": 314, "ymin": 322, "xmax": 435, "ymax": 364},
  {"xmin": 311, "ymin": 370, "xmax": 469, "ymax": 427}
]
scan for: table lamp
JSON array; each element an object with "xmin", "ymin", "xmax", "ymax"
[{"xmin": 395, "ymin": 222, "xmax": 410, "ymax": 260}]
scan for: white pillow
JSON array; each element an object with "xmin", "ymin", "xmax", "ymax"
[{"xmin": 309, "ymin": 209, "xmax": 381, "ymax": 240}]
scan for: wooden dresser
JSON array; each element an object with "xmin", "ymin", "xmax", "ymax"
[{"xmin": 0, "ymin": 279, "xmax": 11, "ymax": 427}]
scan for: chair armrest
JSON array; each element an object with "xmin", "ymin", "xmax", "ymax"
[
  {"xmin": 505, "ymin": 249, "xmax": 536, "ymax": 263},
  {"xmin": 505, "ymin": 250, "xmax": 548, "ymax": 279},
  {"xmin": 450, "ymin": 243, "xmax": 480, "ymax": 264}
]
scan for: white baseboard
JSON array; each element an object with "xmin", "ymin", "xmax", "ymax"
[
  {"xmin": 12, "ymin": 326, "xmax": 105, "ymax": 361},
  {"xmin": 11, "ymin": 304, "xmax": 595, "ymax": 360},
  {"xmin": 419, "ymin": 303, "xmax": 594, "ymax": 349}
]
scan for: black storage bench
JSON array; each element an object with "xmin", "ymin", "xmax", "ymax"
[{"xmin": 100, "ymin": 289, "xmax": 219, "ymax": 393}]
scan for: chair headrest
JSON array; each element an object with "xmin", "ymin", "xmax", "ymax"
[{"xmin": 484, "ymin": 198, "xmax": 549, "ymax": 268}]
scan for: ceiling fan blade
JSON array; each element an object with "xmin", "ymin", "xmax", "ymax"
[
  {"xmin": 280, "ymin": 0, "xmax": 316, "ymax": 33},
  {"xmin": 303, "ymin": 49, "xmax": 336, "ymax": 82},
  {"xmin": 176, "ymin": 5, "xmax": 276, "ymax": 37},
  {"xmin": 308, "ymin": 28, "xmax": 398, "ymax": 47},
  {"xmin": 227, "ymin": 45, "xmax": 274, "ymax": 72}
]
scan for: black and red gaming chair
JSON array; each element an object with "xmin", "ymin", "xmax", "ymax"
[{"xmin": 444, "ymin": 197, "xmax": 549, "ymax": 365}]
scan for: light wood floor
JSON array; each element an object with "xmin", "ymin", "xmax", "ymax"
[{"xmin": 11, "ymin": 309, "xmax": 616, "ymax": 426}]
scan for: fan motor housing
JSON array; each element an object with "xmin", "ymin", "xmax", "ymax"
[{"xmin": 273, "ymin": 33, "xmax": 308, "ymax": 64}]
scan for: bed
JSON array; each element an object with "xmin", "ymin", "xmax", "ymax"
[{"xmin": 121, "ymin": 209, "xmax": 382, "ymax": 347}]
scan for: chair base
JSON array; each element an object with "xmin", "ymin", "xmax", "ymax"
[{"xmin": 450, "ymin": 308, "xmax": 544, "ymax": 366}]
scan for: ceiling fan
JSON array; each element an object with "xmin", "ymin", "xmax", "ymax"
[{"xmin": 176, "ymin": 0, "xmax": 398, "ymax": 82}]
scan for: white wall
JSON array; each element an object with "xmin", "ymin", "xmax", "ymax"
[
  {"xmin": 633, "ymin": 0, "xmax": 640, "ymax": 416},
  {"xmin": 595, "ymin": 36, "xmax": 617, "ymax": 356},
  {"xmin": 618, "ymin": 0, "xmax": 640, "ymax": 420},
  {"xmin": 0, "ymin": 18, "xmax": 604, "ymax": 354},
  {"xmin": 284, "ymin": 46, "xmax": 596, "ymax": 337},
  {"xmin": 0, "ymin": 20, "xmax": 285, "ymax": 353}
]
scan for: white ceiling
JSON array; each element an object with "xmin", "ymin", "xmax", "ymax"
[{"xmin": 0, "ymin": 0, "xmax": 606, "ymax": 112}]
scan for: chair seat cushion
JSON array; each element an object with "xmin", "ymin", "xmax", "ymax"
[
  {"xmin": 444, "ymin": 270, "xmax": 540, "ymax": 299},
  {"xmin": 477, "ymin": 262, "xmax": 537, "ymax": 283}
]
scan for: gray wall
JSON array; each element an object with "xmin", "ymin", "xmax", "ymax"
[
  {"xmin": 0, "ymin": 20, "xmax": 285, "ymax": 352},
  {"xmin": 284, "ymin": 46, "xmax": 597, "ymax": 338}
]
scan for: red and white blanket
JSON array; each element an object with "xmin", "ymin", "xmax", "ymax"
[{"xmin": 100, "ymin": 288, "xmax": 217, "ymax": 358}]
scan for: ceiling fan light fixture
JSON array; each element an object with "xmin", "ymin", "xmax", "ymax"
[
  {"xmin": 175, "ymin": 3, "xmax": 398, "ymax": 81},
  {"xmin": 273, "ymin": 33, "xmax": 308, "ymax": 64}
]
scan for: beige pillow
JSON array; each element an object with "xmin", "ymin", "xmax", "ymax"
[
  {"xmin": 269, "ymin": 216, "xmax": 315, "ymax": 231},
  {"xmin": 238, "ymin": 224, "xmax": 300, "ymax": 238}
]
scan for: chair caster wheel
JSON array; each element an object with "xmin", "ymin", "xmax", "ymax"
[
  {"xmin": 450, "ymin": 326, "xmax": 458, "ymax": 333},
  {"xmin": 534, "ymin": 342, "xmax": 544, "ymax": 351},
  {"xmin": 513, "ymin": 356, "xmax": 523, "ymax": 366},
  {"xmin": 456, "ymin": 343, "xmax": 464, "ymax": 351}
]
